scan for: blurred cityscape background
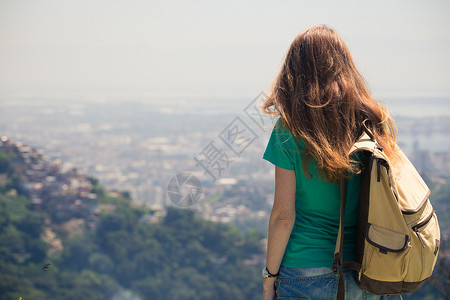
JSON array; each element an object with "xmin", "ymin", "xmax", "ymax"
[
  {"xmin": 1, "ymin": 96, "xmax": 449, "ymax": 232},
  {"xmin": 1, "ymin": 0, "xmax": 449, "ymax": 299}
]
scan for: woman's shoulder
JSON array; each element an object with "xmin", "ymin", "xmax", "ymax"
[{"xmin": 272, "ymin": 118, "xmax": 305, "ymax": 150}]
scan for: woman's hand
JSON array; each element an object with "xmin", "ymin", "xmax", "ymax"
[{"xmin": 262, "ymin": 277, "xmax": 276, "ymax": 300}]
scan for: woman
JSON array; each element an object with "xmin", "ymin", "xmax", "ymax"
[{"xmin": 261, "ymin": 25, "xmax": 397, "ymax": 299}]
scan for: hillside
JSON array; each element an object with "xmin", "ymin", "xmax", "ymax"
[
  {"xmin": 0, "ymin": 139, "xmax": 448, "ymax": 300},
  {"xmin": 0, "ymin": 141, "xmax": 264, "ymax": 300}
]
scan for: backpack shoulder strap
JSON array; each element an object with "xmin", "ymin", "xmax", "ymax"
[
  {"xmin": 349, "ymin": 131, "xmax": 378, "ymax": 156},
  {"xmin": 333, "ymin": 176, "xmax": 348, "ymax": 300},
  {"xmin": 333, "ymin": 123, "xmax": 377, "ymax": 300}
]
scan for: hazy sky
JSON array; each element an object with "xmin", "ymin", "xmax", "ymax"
[{"xmin": 1, "ymin": 0, "xmax": 449, "ymax": 100}]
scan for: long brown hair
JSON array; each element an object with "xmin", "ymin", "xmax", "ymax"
[{"xmin": 262, "ymin": 25, "xmax": 398, "ymax": 182}]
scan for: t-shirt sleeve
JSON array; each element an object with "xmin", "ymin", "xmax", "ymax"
[{"xmin": 263, "ymin": 119, "xmax": 296, "ymax": 171}]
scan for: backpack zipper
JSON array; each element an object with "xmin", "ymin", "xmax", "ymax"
[{"xmin": 411, "ymin": 211, "xmax": 434, "ymax": 248}]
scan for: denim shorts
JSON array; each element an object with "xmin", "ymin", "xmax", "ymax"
[{"xmin": 275, "ymin": 265, "xmax": 387, "ymax": 299}]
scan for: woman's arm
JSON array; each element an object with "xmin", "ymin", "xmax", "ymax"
[{"xmin": 263, "ymin": 166, "xmax": 296, "ymax": 298}]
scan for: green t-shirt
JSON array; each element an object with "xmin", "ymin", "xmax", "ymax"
[{"xmin": 263, "ymin": 118, "xmax": 360, "ymax": 268}]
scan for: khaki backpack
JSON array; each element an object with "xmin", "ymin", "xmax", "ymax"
[{"xmin": 333, "ymin": 125, "xmax": 441, "ymax": 299}]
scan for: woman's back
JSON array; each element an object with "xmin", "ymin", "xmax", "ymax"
[
  {"xmin": 263, "ymin": 118, "xmax": 361, "ymax": 268},
  {"xmin": 261, "ymin": 25, "xmax": 395, "ymax": 300}
]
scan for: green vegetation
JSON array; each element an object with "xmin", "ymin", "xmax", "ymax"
[
  {"xmin": 430, "ymin": 182, "xmax": 450, "ymax": 230},
  {"xmin": 0, "ymin": 149, "xmax": 447, "ymax": 300},
  {"xmin": 0, "ymin": 168, "xmax": 264, "ymax": 299}
]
